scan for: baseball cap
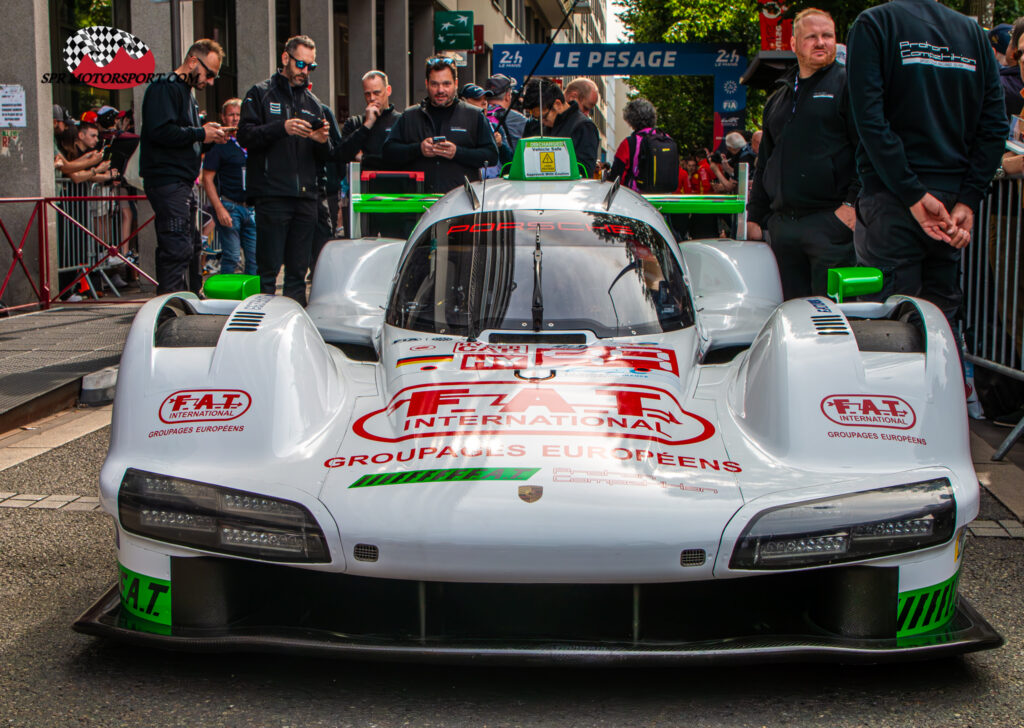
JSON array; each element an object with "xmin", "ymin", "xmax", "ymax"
[
  {"xmin": 990, "ymin": 23, "xmax": 1013, "ymax": 55},
  {"xmin": 460, "ymin": 83, "xmax": 487, "ymax": 100},
  {"xmin": 52, "ymin": 104, "xmax": 72, "ymax": 122},
  {"xmin": 484, "ymin": 74, "xmax": 516, "ymax": 97},
  {"xmin": 80, "ymin": 110, "xmax": 98, "ymax": 123}
]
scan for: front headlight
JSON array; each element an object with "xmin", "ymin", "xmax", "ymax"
[
  {"xmin": 118, "ymin": 468, "xmax": 329, "ymax": 563},
  {"xmin": 729, "ymin": 478, "xmax": 955, "ymax": 570}
]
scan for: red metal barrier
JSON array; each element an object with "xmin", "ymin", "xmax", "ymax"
[{"xmin": 0, "ymin": 193, "xmax": 154, "ymax": 315}]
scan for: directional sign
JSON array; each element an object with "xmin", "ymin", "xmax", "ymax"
[{"xmin": 435, "ymin": 11, "xmax": 474, "ymax": 51}]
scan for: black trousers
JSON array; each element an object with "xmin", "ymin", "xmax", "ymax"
[
  {"xmin": 311, "ymin": 193, "xmax": 336, "ymax": 273},
  {"xmin": 254, "ymin": 196, "xmax": 317, "ymax": 306},
  {"xmin": 767, "ymin": 207, "xmax": 855, "ymax": 300},
  {"xmin": 145, "ymin": 181, "xmax": 201, "ymax": 295},
  {"xmin": 854, "ymin": 189, "xmax": 962, "ymax": 325}
]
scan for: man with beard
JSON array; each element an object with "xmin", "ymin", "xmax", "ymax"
[
  {"xmin": 140, "ymin": 38, "xmax": 227, "ymax": 294},
  {"xmin": 383, "ymin": 57, "xmax": 497, "ymax": 194},
  {"xmin": 747, "ymin": 9, "xmax": 860, "ymax": 299},
  {"xmin": 239, "ymin": 35, "xmax": 332, "ymax": 305}
]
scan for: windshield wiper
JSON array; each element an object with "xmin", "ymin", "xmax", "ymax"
[{"xmin": 532, "ymin": 228, "xmax": 543, "ymax": 332}]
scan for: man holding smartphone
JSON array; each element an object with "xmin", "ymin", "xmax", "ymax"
[
  {"xmin": 383, "ymin": 56, "xmax": 497, "ymax": 194},
  {"xmin": 202, "ymin": 98, "xmax": 256, "ymax": 275},
  {"xmin": 238, "ymin": 34, "xmax": 332, "ymax": 305}
]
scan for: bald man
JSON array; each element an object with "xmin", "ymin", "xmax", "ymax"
[{"xmin": 565, "ymin": 78, "xmax": 600, "ymax": 117}]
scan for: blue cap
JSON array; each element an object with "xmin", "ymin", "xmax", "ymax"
[
  {"xmin": 990, "ymin": 23, "xmax": 1013, "ymax": 55},
  {"xmin": 460, "ymin": 83, "xmax": 487, "ymax": 100}
]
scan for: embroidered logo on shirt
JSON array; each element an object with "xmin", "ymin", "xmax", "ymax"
[
  {"xmin": 450, "ymin": 126, "xmax": 468, "ymax": 133},
  {"xmin": 812, "ymin": 92, "xmax": 834, "ymax": 99},
  {"xmin": 269, "ymin": 102, "xmax": 282, "ymax": 114},
  {"xmin": 899, "ymin": 41, "xmax": 976, "ymax": 72}
]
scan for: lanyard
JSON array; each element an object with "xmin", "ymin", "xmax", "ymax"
[{"xmin": 791, "ymin": 76, "xmax": 800, "ymax": 116}]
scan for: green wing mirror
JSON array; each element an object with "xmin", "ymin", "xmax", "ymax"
[
  {"xmin": 827, "ymin": 267, "xmax": 883, "ymax": 304},
  {"xmin": 203, "ymin": 274, "xmax": 261, "ymax": 300}
]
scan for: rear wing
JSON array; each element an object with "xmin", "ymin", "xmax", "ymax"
[{"xmin": 346, "ymin": 150, "xmax": 750, "ymax": 241}]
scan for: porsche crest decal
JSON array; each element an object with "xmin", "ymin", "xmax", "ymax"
[{"xmin": 518, "ymin": 485, "xmax": 543, "ymax": 503}]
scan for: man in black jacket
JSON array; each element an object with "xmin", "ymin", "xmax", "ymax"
[
  {"xmin": 383, "ymin": 57, "xmax": 498, "ymax": 194},
  {"xmin": 339, "ymin": 70, "xmax": 398, "ymax": 172},
  {"xmin": 747, "ymin": 9, "xmax": 859, "ymax": 299},
  {"xmin": 238, "ymin": 34, "xmax": 332, "ymax": 305},
  {"xmin": 521, "ymin": 79, "xmax": 599, "ymax": 178},
  {"xmin": 140, "ymin": 38, "xmax": 227, "ymax": 294},
  {"xmin": 848, "ymin": 0, "xmax": 1006, "ymax": 325}
]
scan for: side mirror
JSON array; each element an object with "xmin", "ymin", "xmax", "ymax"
[
  {"xmin": 204, "ymin": 274, "xmax": 261, "ymax": 300},
  {"xmin": 827, "ymin": 267, "xmax": 883, "ymax": 304}
]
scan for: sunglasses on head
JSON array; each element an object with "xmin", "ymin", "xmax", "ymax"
[
  {"xmin": 288, "ymin": 52, "xmax": 318, "ymax": 71},
  {"xmin": 427, "ymin": 57, "xmax": 457, "ymax": 67}
]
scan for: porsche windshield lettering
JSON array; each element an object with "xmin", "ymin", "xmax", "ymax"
[{"xmin": 386, "ymin": 210, "xmax": 693, "ymax": 338}]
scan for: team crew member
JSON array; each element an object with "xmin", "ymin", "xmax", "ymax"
[
  {"xmin": 140, "ymin": 38, "xmax": 227, "ymax": 294},
  {"xmin": 338, "ymin": 70, "xmax": 399, "ymax": 172},
  {"xmin": 201, "ymin": 98, "xmax": 257, "ymax": 275},
  {"xmin": 521, "ymin": 79, "xmax": 600, "ymax": 178},
  {"xmin": 747, "ymin": 8, "xmax": 860, "ymax": 299},
  {"xmin": 847, "ymin": 0, "xmax": 1006, "ymax": 325},
  {"xmin": 383, "ymin": 57, "xmax": 498, "ymax": 194},
  {"xmin": 484, "ymin": 74, "xmax": 527, "ymax": 151},
  {"xmin": 238, "ymin": 34, "xmax": 332, "ymax": 305}
]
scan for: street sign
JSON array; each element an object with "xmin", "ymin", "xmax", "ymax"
[{"xmin": 435, "ymin": 11, "xmax": 474, "ymax": 51}]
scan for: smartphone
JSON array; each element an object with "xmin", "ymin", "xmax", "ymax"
[
  {"xmin": 102, "ymin": 145, "xmax": 113, "ymax": 161},
  {"xmin": 220, "ymin": 126, "xmax": 237, "ymax": 133},
  {"xmin": 298, "ymin": 109, "xmax": 325, "ymax": 128},
  {"xmin": 432, "ymin": 136, "xmax": 446, "ymax": 144}
]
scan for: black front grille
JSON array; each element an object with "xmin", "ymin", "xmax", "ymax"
[
  {"xmin": 170, "ymin": 558, "xmax": 900, "ymax": 643},
  {"xmin": 680, "ymin": 549, "xmax": 706, "ymax": 567}
]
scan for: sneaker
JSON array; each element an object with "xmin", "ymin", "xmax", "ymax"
[
  {"xmin": 68, "ymin": 294, "xmax": 83, "ymax": 302},
  {"xmin": 109, "ymin": 273, "xmax": 128, "ymax": 288},
  {"xmin": 993, "ymin": 407, "xmax": 1024, "ymax": 428}
]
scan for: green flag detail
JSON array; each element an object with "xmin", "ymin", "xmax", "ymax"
[{"xmin": 435, "ymin": 10, "xmax": 474, "ymax": 50}]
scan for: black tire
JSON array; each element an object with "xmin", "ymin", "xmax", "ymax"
[
  {"xmin": 154, "ymin": 314, "xmax": 229, "ymax": 348},
  {"xmin": 849, "ymin": 319, "xmax": 925, "ymax": 353}
]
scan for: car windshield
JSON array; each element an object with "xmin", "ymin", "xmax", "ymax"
[{"xmin": 386, "ymin": 210, "xmax": 694, "ymax": 338}]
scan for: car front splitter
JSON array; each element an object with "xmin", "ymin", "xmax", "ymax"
[{"xmin": 73, "ymin": 584, "xmax": 1003, "ymax": 666}]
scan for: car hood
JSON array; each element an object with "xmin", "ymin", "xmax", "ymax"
[{"xmin": 318, "ymin": 329, "xmax": 747, "ymax": 582}]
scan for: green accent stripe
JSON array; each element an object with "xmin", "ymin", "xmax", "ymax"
[
  {"xmin": 645, "ymin": 195, "xmax": 746, "ymax": 214},
  {"xmin": 118, "ymin": 564, "xmax": 171, "ymax": 627},
  {"xmin": 350, "ymin": 467, "xmax": 540, "ymax": 489},
  {"xmin": 352, "ymin": 194, "xmax": 443, "ymax": 213},
  {"xmin": 897, "ymin": 570, "xmax": 959, "ymax": 637}
]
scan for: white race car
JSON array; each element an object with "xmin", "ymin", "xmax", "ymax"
[{"xmin": 75, "ymin": 139, "xmax": 1001, "ymax": 664}]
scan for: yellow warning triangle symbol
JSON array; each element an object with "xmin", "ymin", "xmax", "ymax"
[{"xmin": 539, "ymin": 151, "xmax": 556, "ymax": 172}]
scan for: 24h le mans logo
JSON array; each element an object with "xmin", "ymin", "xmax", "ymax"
[{"xmin": 63, "ymin": 26, "xmax": 155, "ymax": 90}]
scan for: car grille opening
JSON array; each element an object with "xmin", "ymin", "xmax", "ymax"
[
  {"xmin": 680, "ymin": 549, "xmax": 706, "ymax": 567},
  {"xmin": 353, "ymin": 544, "xmax": 379, "ymax": 562}
]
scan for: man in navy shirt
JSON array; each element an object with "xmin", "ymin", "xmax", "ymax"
[{"xmin": 201, "ymin": 98, "xmax": 256, "ymax": 275}]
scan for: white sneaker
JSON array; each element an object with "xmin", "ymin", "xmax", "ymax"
[
  {"xmin": 68, "ymin": 294, "xmax": 83, "ymax": 302},
  {"xmin": 109, "ymin": 273, "xmax": 128, "ymax": 288}
]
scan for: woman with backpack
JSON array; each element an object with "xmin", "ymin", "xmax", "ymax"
[{"xmin": 604, "ymin": 99, "xmax": 679, "ymax": 194}]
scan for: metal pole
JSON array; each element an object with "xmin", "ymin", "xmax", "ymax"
[{"xmin": 170, "ymin": 0, "xmax": 182, "ymax": 69}]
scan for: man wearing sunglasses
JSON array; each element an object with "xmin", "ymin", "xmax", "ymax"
[
  {"xmin": 238, "ymin": 35, "xmax": 333, "ymax": 306},
  {"xmin": 383, "ymin": 57, "xmax": 498, "ymax": 194},
  {"xmin": 140, "ymin": 38, "xmax": 228, "ymax": 295}
]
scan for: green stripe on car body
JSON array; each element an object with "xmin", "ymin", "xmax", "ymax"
[
  {"xmin": 897, "ymin": 570, "xmax": 959, "ymax": 637},
  {"xmin": 350, "ymin": 467, "xmax": 541, "ymax": 489},
  {"xmin": 118, "ymin": 564, "xmax": 171, "ymax": 627}
]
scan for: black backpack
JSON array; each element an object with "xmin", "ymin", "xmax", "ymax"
[{"xmin": 631, "ymin": 129, "xmax": 679, "ymax": 193}]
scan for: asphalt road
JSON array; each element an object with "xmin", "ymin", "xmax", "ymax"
[{"xmin": 2, "ymin": 428, "xmax": 1023, "ymax": 728}]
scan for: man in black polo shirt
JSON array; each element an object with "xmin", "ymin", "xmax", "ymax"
[
  {"xmin": 201, "ymin": 98, "xmax": 256, "ymax": 275},
  {"xmin": 848, "ymin": 0, "xmax": 1006, "ymax": 326},
  {"xmin": 140, "ymin": 38, "xmax": 227, "ymax": 294},
  {"xmin": 521, "ymin": 79, "xmax": 599, "ymax": 178},
  {"xmin": 238, "ymin": 35, "xmax": 332, "ymax": 305},
  {"xmin": 747, "ymin": 8, "xmax": 859, "ymax": 299},
  {"xmin": 383, "ymin": 57, "xmax": 497, "ymax": 194}
]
